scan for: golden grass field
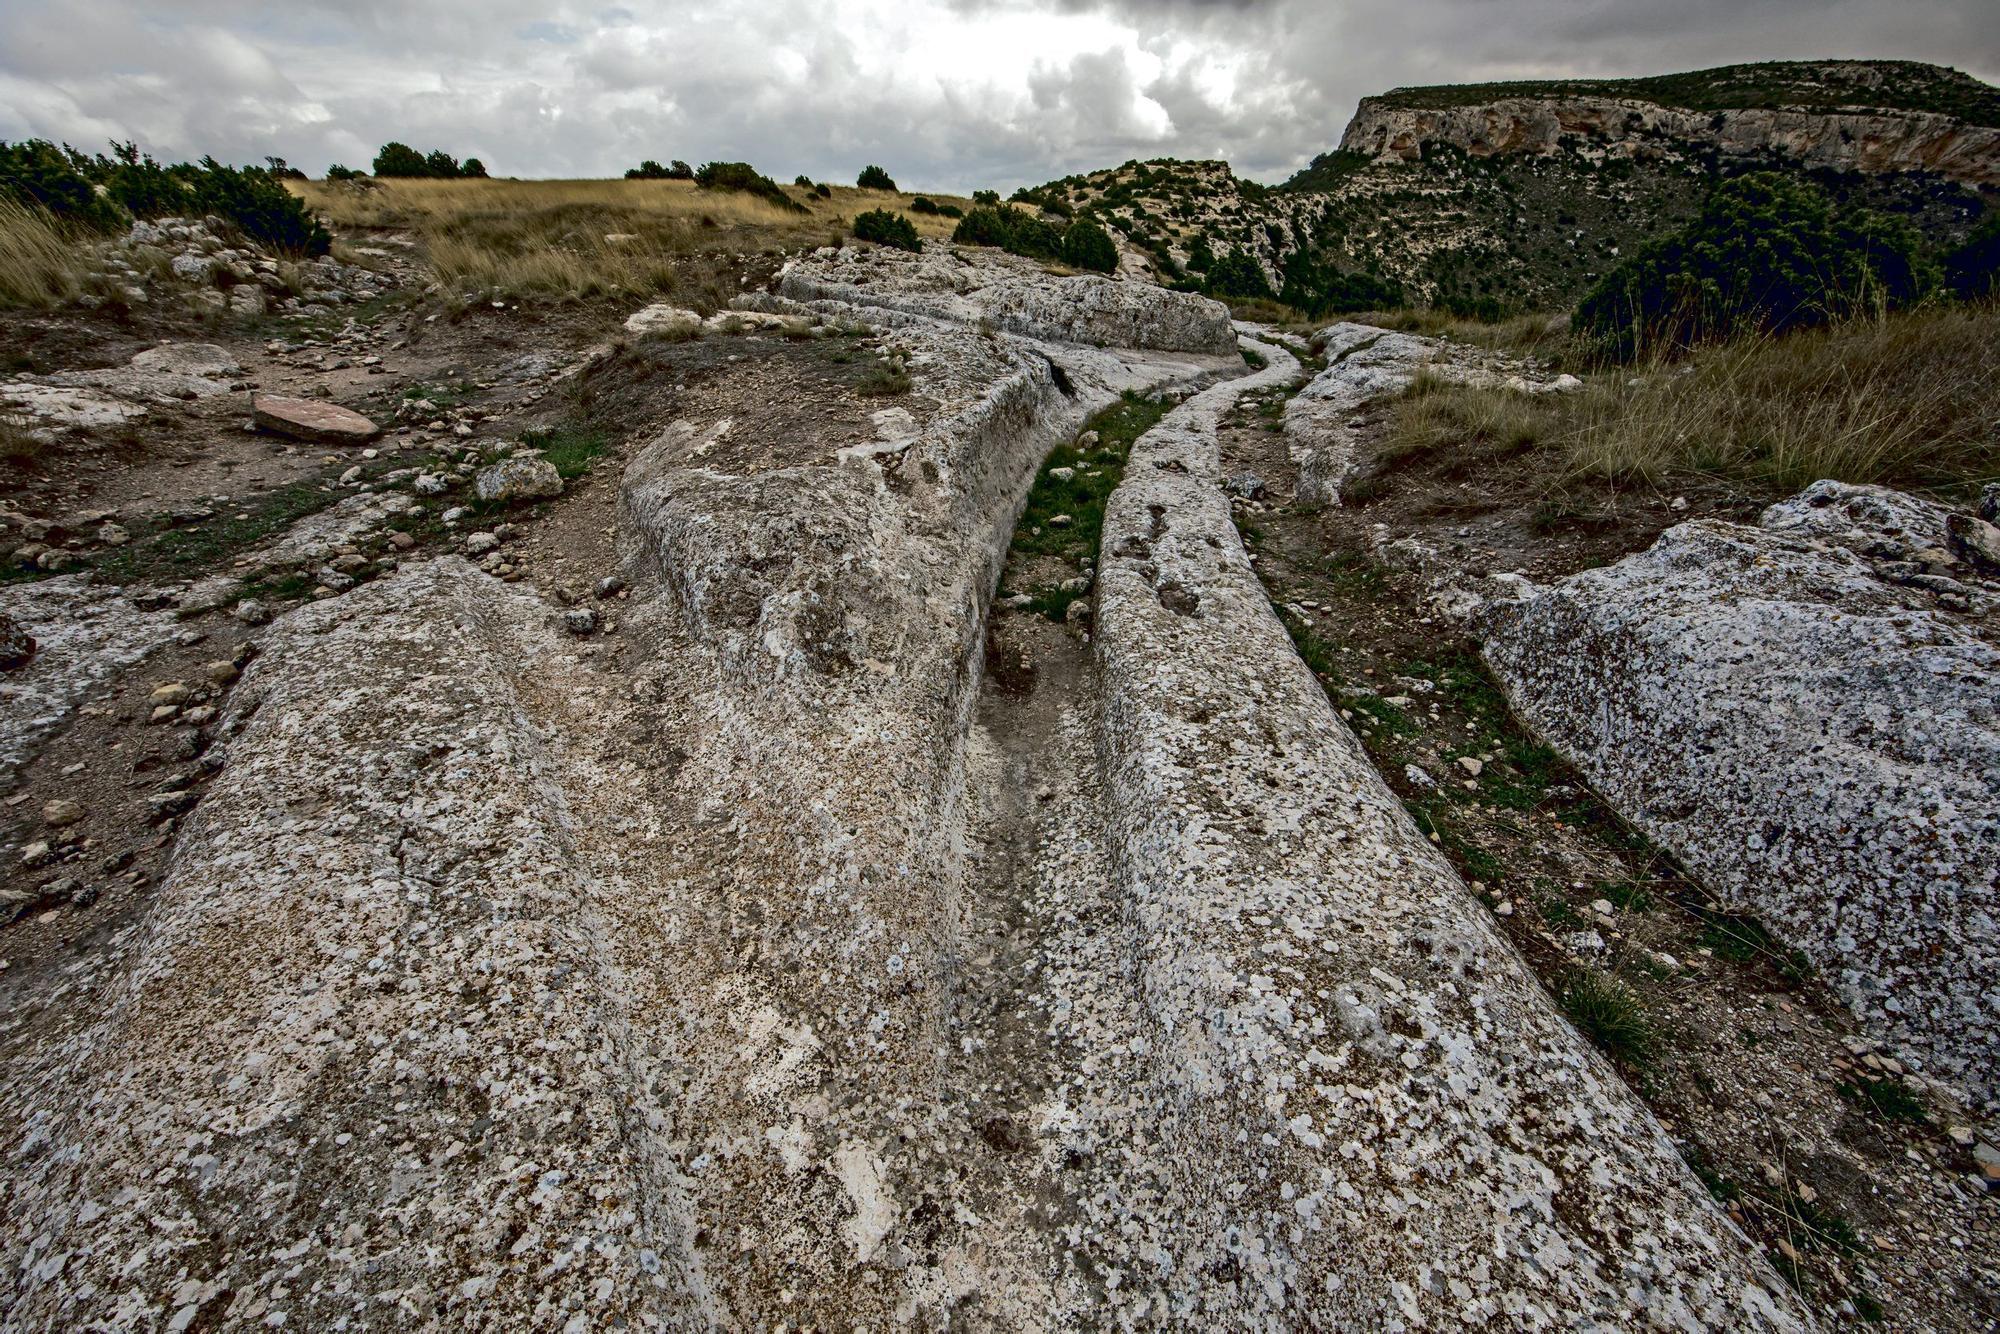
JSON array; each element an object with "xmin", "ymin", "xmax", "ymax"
[
  {"xmin": 1387, "ymin": 302, "xmax": 2000, "ymax": 494},
  {"xmin": 289, "ymin": 176, "xmax": 972, "ymax": 308}
]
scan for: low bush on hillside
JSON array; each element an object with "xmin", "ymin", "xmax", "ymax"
[
  {"xmin": 1575, "ymin": 172, "xmax": 1932, "ymax": 358},
  {"xmin": 908, "ymin": 196, "xmax": 963, "ymax": 218},
  {"xmin": 852, "ymin": 207, "xmax": 919, "ymax": 251},
  {"xmin": 856, "ymin": 164, "xmax": 897, "ymax": 191},
  {"xmin": 324, "ymin": 164, "xmax": 365, "ymax": 181},
  {"xmin": 1943, "ymin": 213, "xmax": 2000, "ymax": 300},
  {"xmin": 627, "ymin": 159, "xmax": 693, "ymax": 180},
  {"xmin": 1280, "ymin": 250, "xmax": 1404, "ymax": 316},
  {"xmin": 373, "ymin": 143, "xmax": 487, "ymax": 179},
  {"xmin": 1202, "ymin": 248, "xmax": 1274, "ymax": 300},
  {"xmin": 0, "ymin": 138, "xmax": 330, "ymax": 255},
  {"xmin": 694, "ymin": 161, "xmax": 806, "ymax": 212},
  {"xmin": 1059, "ymin": 218, "xmax": 1118, "ymax": 273}
]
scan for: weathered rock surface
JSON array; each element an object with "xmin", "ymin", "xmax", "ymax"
[
  {"xmin": 0, "ymin": 576, "xmax": 181, "ymax": 786},
  {"xmin": 474, "ymin": 455, "xmax": 564, "ymax": 503},
  {"xmin": 1090, "ymin": 337, "xmax": 1803, "ymax": 1326},
  {"xmin": 779, "ymin": 242, "xmax": 1237, "ymax": 353},
  {"xmin": 250, "ymin": 393, "xmax": 381, "ymax": 444},
  {"xmin": 1480, "ymin": 481, "xmax": 2000, "ymax": 1104},
  {"xmin": 622, "ymin": 302, "xmax": 703, "ymax": 338},
  {"xmin": 0, "ymin": 261, "xmax": 1804, "ymax": 1327}
]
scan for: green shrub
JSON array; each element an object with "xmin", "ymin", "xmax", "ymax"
[
  {"xmin": 0, "ymin": 140, "xmax": 121, "ymax": 230},
  {"xmin": 852, "ymin": 207, "xmax": 919, "ymax": 252},
  {"xmin": 1204, "ymin": 248, "xmax": 1274, "ymax": 300},
  {"xmin": 186, "ymin": 158, "xmax": 331, "ymax": 255},
  {"xmin": 1006, "ymin": 213, "xmax": 1064, "ymax": 261},
  {"xmin": 856, "ymin": 164, "xmax": 896, "ymax": 191},
  {"xmin": 627, "ymin": 159, "xmax": 692, "ymax": 181},
  {"xmin": 1576, "ymin": 172, "xmax": 1933, "ymax": 358},
  {"xmin": 909, "ymin": 195, "xmax": 941, "ymax": 215},
  {"xmin": 694, "ymin": 161, "xmax": 806, "ymax": 212},
  {"xmin": 972, "ymin": 189, "xmax": 999, "ymax": 205},
  {"xmin": 953, "ymin": 206, "xmax": 1014, "ymax": 248},
  {"xmin": 794, "ymin": 174, "xmax": 813, "ymax": 187},
  {"xmin": 372, "ymin": 142, "xmax": 428, "ymax": 177},
  {"xmin": 1943, "ymin": 213, "xmax": 2000, "ymax": 300},
  {"xmin": 373, "ymin": 143, "xmax": 482, "ymax": 180},
  {"xmin": 0, "ymin": 139, "xmax": 328, "ymax": 255},
  {"xmin": 325, "ymin": 164, "xmax": 364, "ymax": 181},
  {"xmin": 1186, "ymin": 235, "xmax": 1215, "ymax": 273},
  {"xmin": 1060, "ymin": 218, "xmax": 1118, "ymax": 273}
]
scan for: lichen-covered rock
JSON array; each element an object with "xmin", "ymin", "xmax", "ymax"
[
  {"xmin": 778, "ymin": 242, "xmax": 1236, "ymax": 353},
  {"xmin": 474, "ymin": 455, "xmax": 564, "ymax": 503},
  {"xmin": 0, "ymin": 576, "xmax": 180, "ymax": 785},
  {"xmin": 1090, "ymin": 337, "xmax": 1804, "ymax": 1327},
  {"xmin": 622, "ymin": 302, "xmax": 703, "ymax": 338},
  {"xmin": 1479, "ymin": 484, "xmax": 2000, "ymax": 1104}
]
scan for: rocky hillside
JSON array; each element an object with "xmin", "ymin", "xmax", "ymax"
[
  {"xmin": 1026, "ymin": 61, "xmax": 2000, "ymax": 314},
  {"xmin": 1345, "ymin": 61, "xmax": 2000, "ymax": 184}
]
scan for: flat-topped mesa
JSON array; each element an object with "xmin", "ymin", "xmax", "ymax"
[
  {"xmin": 777, "ymin": 241, "xmax": 1238, "ymax": 354},
  {"xmin": 1341, "ymin": 59, "xmax": 2000, "ymax": 185}
]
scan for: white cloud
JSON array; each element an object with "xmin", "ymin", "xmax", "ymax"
[{"xmin": 0, "ymin": 0, "xmax": 1993, "ymax": 191}]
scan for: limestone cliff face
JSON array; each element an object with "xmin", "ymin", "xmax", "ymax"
[{"xmin": 1340, "ymin": 95, "xmax": 2000, "ymax": 186}]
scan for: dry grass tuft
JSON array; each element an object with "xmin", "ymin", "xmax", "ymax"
[
  {"xmin": 1384, "ymin": 304, "xmax": 2000, "ymax": 496},
  {"xmin": 0, "ymin": 199, "xmax": 85, "ymax": 308},
  {"xmin": 290, "ymin": 177, "xmax": 970, "ymax": 308}
]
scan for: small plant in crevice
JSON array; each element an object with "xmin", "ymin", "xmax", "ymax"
[
  {"xmin": 1836, "ymin": 1076, "xmax": 1930, "ymax": 1125},
  {"xmin": 1559, "ymin": 967, "xmax": 1654, "ymax": 1066},
  {"xmin": 856, "ymin": 354, "xmax": 913, "ymax": 397}
]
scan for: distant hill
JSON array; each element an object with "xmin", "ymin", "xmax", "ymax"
[
  {"xmin": 1365, "ymin": 60, "xmax": 2000, "ymax": 126},
  {"xmin": 1017, "ymin": 61, "xmax": 2000, "ymax": 317}
]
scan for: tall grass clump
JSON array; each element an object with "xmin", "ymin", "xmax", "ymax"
[
  {"xmin": 1381, "ymin": 303, "xmax": 2000, "ymax": 495},
  {"xmin": 0, "ymin": 198, "xmax": 85, "ymax": 307}
]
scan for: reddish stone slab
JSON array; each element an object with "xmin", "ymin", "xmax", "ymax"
[{"xmin": 252, "ymin": 394, "xmax": 380, "ymax": 445}]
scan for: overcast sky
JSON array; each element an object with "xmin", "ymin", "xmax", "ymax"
[{"xmin": 2, "ymin": 0, "xmax": 1996, "ymax": 193}]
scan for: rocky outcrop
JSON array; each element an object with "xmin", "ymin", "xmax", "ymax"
[
  {"xmin": 1284, "ymin": 322, "xmax": 1578, "ymax": 503},
  {"xmin": 1479, "ymin": 481, "xmax": 2000, "ymax": 1105},
  {"xmin": 778, "ymin": 242, "xmax": 1237, "ymax": 354},
  {"xmin": 0, "ymin": 576, "xmax": 181, "ymax": 787},
  {"xmin": 1342, "ymin": 91, "xmax": 2000, "ymax": 186},
  {"xmin": 1088, "ymin": 338, "xmax": 1804, "ymax": 1327}
]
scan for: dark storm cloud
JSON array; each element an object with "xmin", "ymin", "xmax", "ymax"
[{"xmin": 0, "ymin": 0, "xmax": 1993, "ymax": 192}]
